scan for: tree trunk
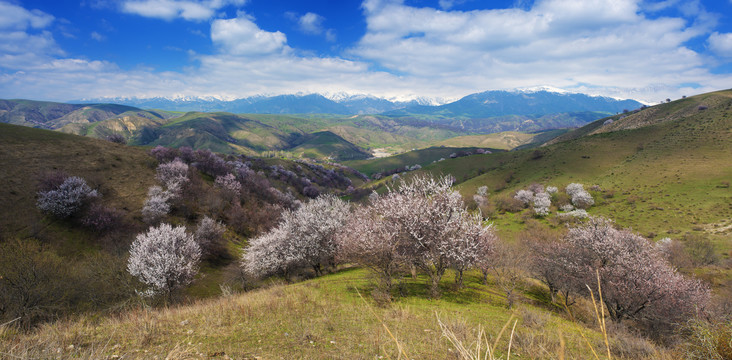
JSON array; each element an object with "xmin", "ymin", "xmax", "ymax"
[{"xmin": 455, "ymin": 269, "xmax": 464, "ymax": 289}]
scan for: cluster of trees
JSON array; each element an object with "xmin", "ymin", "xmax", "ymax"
[
  {"xmin": 244, "ymin": 175, "xmax": 497, "ymax": 299},
  {"xmin": 239, "ymin": 174, "xmax": 710, "ymax": 338}
]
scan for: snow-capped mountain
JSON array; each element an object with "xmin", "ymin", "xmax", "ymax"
[{"xmin": 77, "ymin": 89, "xmax": 642, "ymax": 117}]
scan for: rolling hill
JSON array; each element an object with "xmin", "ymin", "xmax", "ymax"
[{"xmin": 392, "ymin": 89, "xmax": 732, "ymax": 241}]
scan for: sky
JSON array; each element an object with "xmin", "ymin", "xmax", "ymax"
[{"xmin": 1, "ymin": 0, "xmax": 731, "ymax": 103}]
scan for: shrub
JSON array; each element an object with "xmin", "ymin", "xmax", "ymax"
[
  {"xmin": 105, "ymin": 134, "xmax": 126, "ymax": 144},
  {"xmin": 495, "ymin": 195, "xmax": 524, "ymax": 213},
  {"xmin": 80, "ymin": 203, "xmax": 123, "ymax": 232},
  {"xmin": 127, "ymin": 223, "xmax": 200, "ymax": 299},
  {"xmin": 37, "ymin": 170, "xmax": 69, "ymax": 192},
  {"xmin": 36, "ymin": 176, "xmax": 98, "ymax": 218}
]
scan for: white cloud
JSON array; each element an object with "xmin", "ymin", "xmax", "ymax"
[
  {"xmin": 210, "ymin": 15, "xmax": 288, "ymax": 56},
  {"xmin": 298, "ymin": 12, "xmax": 324, "ymax": 34},
  {"xmin": 120, "ymin": 0, "xmax": 246, "ymax": 21},
  {"xmin": 91, "ymin": 31, "xmax": 105, "ymax": 41},
  {"xmin": 350, "ymin": 0, "xmax": 730, "ymax": 102},
  {"xmin": 0, "ymin": 2, "xmax": 54, "ymax": 30},
  {"xmin": 286, "ymin": 11, "xmax": 336, "ymax": 41},
  {"xmin": 708, "ymin": 32, "xmax": 732, "ymax": 58}
]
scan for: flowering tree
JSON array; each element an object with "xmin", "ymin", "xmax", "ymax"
[
  {"xmin": 532, "ymin": 192, "xmax": 551, "ymax": 217},
  {"xmin": 242, "ymin": 225, "xmax": 293, "ymax": 279},
  {"xmin": 337, "ymin": 206, "xmax": 406, "ymax": 295},
  {"xmin": 565, "ymin": 183, "xmax": 594, "ymax": 209},
  {"xmin": 388, "ymin": 175, "xmax": 494, "ymax": 298},
  {"xmin": 156, "ymin": 158, "xmax": 189, "ymax": 194},
  {"xmin": 215, "ymin": 173, "xmax": 242, "ymax": 198},
  {"xmin": 242, "ymin": 194, "xmax": 350, "ymax": 278},
  {"xmin": 514, "ymin": 189, "xmax": 534, "ymax": 206},
  {"xmin": 141, "ymin": 186, "xmax": 171, "ymax": 224},
  {"xmin": 194, "ymin": 216, "xmax": 227, "ymax": 260},
  {"xmin": 283, "ymin": 194, "xmax": 350, "ymax": 276},
  {"xmin": 37, "ymin": 176, "xmax": 98, "ymax": 218},
  {"xmin": 127, "ymin": 223, "xmax": 201, "ymax": 299},
  {"xmin": 552, "ymin": 217, "xmax": 709, "ymax": 326}
]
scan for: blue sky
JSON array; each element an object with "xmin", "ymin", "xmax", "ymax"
[{"xmin": 1, "ymin": 0, "xmax": 731, "ymax": 103}]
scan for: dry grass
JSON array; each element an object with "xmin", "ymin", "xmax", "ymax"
[{"xmin": 0, "ymin": 268, "xmax": 674, "ymax": 359}]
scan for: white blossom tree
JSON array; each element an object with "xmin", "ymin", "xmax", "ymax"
[
  {"xmin": 242, "ymin": 194, "xmax": 350, "ymax": 278},
  {"xmin": 127, "ymin": 223, "xmax": 201, "ymax": 300},
  {"xmin": 514, "ymin": 189, "xmax": 534, "ymax": 206},
  {"xmin": 36, "ymin": 176, "xmax": 98, "ymax": 218},
  {"xmin": 283, "ymin": 194, "xmax": 350, "ymax": 276},
  {"xmin": 548, "ymin": 217, "xmax": 709, "ymax": 327},
  {"xmin": 387, "ymin": 175, "xmax": 493, "ymax": 298},
  {"xmin": 155, "ymin": 158, "xmax": 189, "ymax": 195},
  {"xmin": 565, "ymin": 183, "xmax": 594, "ymax": 209},
  {"xmin": 141, "ymin": 186, "xmax": 171, "ymax": 224},
  {"xmin": 242, "ymin": 224, "xmax": 293, "ymax": 279},
  {"xmin": 215, "ymin": 173, "xmax": 242, "ymax": 198},
  {"xmin": 532, "ymin": 192, "xmax": 551, "ymax": 217},
  {"xmin": 337, "ymin": 206, "xmax": 407, "ymax": 295}
]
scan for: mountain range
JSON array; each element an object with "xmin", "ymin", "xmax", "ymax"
[{"xmin": 77, "ymin": 88, "xmax": 643, "ymax": 116}]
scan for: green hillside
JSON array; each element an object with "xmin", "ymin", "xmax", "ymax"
[
  {"xmin": 0, "ymin": 99, "xmax": 143, "ymax": 129},
  {"xmin": 343, "ymin": 146, "xmax": 503, "ymax": 177},
  {"xmin": 288, "ymin": 131, "xmax": 371, "ymax": 160},
  {"xmin": 410, "ymin": 90, "xmax": 732, "ymax": 241}
]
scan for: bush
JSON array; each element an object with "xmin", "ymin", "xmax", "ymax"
[
  {"xmin": 36, "ymin": 176, "xmax": 98, "ymax": 218},
  {"xmin": 80, "ymin": 203, "xmax": 123, "ymax": 232},
  {"xmin": 105, "ymin": 134, "xmax": 127, "ymax": 144},
  {"xmin": 495, "ymin": 195, "xmax": 524, "ymax": 213}
]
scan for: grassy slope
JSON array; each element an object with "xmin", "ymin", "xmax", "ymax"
[
  {"xmin": 343, "ymin": 147, "xmax": 501, "ymax": 177},
  {"xmin": 288, "ymin": 131, "xmax": 371, "ymax": 160},
  {"xmin": 434, "ymin": 131, "xmax": 537, "ymax": 149},
  {"xmin": 0, "ymin": 123, "xmax": 157, "ymax": 242},
  {"xmin": 415, "ymin": 90, "xmax": 732, "ymax": 242},
  {"xmin": 1, "ymin": 268, "xmax": 624, "ymax": 359}
]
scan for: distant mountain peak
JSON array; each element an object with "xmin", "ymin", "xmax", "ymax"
[{"xmin": 512, "ymin": 86, "xmax": 572, "ymax": 94}]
